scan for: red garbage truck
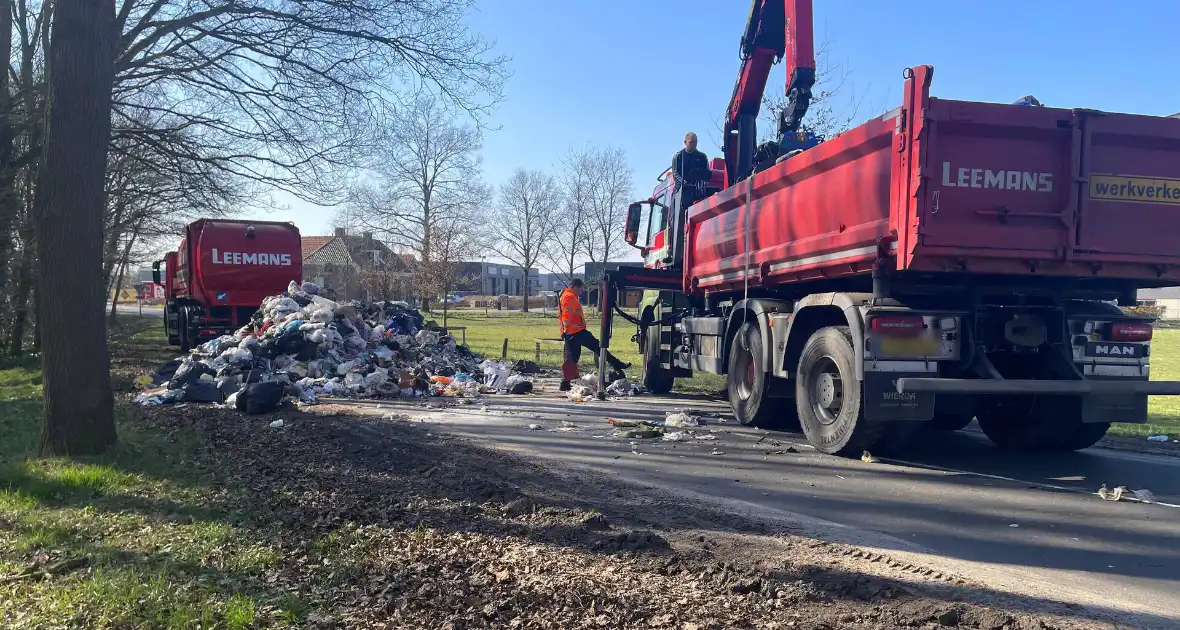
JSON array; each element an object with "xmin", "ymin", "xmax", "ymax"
[
  {"xmin": 593, "ymin": 0, "xmax": 1180, "ymax": 455},
  {"xmin": 153, "ymin": 219, "xmax": 303, "ymax": 351}
]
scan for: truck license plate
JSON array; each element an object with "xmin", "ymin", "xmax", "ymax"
[{"xmin": 879, "ymin": 337, "xmax": 942, "ymax": 357}]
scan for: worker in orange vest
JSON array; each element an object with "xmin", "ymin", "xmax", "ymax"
[{"xmin": 558, "ymin": 278, "xmax": 630, "ymax": 391}]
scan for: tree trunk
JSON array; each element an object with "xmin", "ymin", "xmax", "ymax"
[
  {"xmin": 520, "ymin": 266, "xmax": 530, "ymax": 313},
  {"xmin": 8, "ymin": 241, "xmax": 34, "ymax": 355},
  {"xmin": 34, "ymin": 0, "xmax": 117, "ymax": 456},
  {"xmin": 107, "ymin": 229, "xmax": 137, "ymax": 324},
  {"xmin": 0, "ymin": 0, "xmax": 15, "ymax": 307}
]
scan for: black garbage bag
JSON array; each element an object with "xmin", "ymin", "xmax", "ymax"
[
  {"xmin": 508, "ymin": 380, "xmax": 534, "ymax": 395},
  {"xmin": 290, "ymin": 293, "xmax": 313, "ymax": 307},
  {"xmin": 436, "ymin": 366, "xmax": 456, "ymax": 378},
  {"xmin": 181, "ymin": 380, "xmax": 222, "ymax": 403},
  {"xmin": 215, "ymin": 375, "xmax": 242, "ymax": 398},
  {"xmin": 512, "ymin": 360, "xmax": 540, "ymax": 375},
  {"xmin": 151, "ymin": 358, "xmax": 183, "ymax": 386},
  {"xmin": 170, "ymin": 359, "xmax": 214, "ymax": 388},
  {"xmin": 235, "ymin": 381, "xmax": 286, "ymax": 415}
]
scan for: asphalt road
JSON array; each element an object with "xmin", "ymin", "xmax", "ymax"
[
  {"xmin": 344, "ymin": 389, "xmax": 1180, "ymax": 627},
  {"xmin": 115, "ymin": 303, "xmax": 163, "ymax": 318}
]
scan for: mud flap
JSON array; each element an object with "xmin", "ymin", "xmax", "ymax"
[
  {"xmin": 863, "ymin": 371, "xmax": 935, "ymax": 421},
  {"xmin": 1082, "ymin": 393, "xmax": 1148, "ymax": 424}
]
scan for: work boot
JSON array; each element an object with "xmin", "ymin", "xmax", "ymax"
[{"xmin": 559, "ymin": 380, "xmax": 571, "ymax": 392}]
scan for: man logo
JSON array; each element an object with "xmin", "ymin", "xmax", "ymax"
[{"xmin": 1093, "ymin": 344, "xmax": 1137, "ymax": 356}]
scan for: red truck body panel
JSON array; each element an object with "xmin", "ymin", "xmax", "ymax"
[
  {"xmin": 683, "ymin": 66, "xmax": 1180, "ymax": 295},
  {"xmin": 169, "ymin": 219, "xmax": 302, "ymax": 308}
]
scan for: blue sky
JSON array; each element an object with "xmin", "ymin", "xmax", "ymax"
[{"xmin": 260, "ymin": 0, "xmax": 1178, "ymax": 247}]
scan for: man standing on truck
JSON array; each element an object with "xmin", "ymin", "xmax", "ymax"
[
  {"xmin": 558, "ymin": 278, "xmax": 630, "ymax": 391},
  {"xmin": 671, "ymin": 131, "xmax": 711, "ymax": 210}
]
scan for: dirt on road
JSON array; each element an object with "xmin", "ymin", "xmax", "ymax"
[{"xmin": 132, "ymin": 399, "xmax": 1140, "ymax": 630}]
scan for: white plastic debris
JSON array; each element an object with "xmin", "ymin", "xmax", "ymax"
[
  {"xmin": 1098, "ymin": 484, "xmax": 1126, "ymax": 501},
  {"xmin": 567, "ymin": 384, "xmax": 594, "ymax": 401},
  {"xmin": 606, "ymin": 378, "xmax": 642, "ymax": 396},
  {"xmin": 662, "ymin": 431, "xmax": 692, "ymax": 442},
  {"xmin": 1146, "ymin": 435, "xmax": 1170, "ymax": 442},
  {"xmin": 665, "ymin": 412, "xmax": 700, "ymax": 427},
  {"xmin": 269, "ymin": 419, "xmax": 285, "ymax": 428},
  {"xmin": 1133, "ymin": 489, "xmax": 1157, "ymax": 504},
  {"xmin": 526, "ymin": 423, "xmax": 543, "ymax": 431}
]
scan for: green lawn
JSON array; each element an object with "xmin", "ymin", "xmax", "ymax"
[
  {"xmin": 0, "ymin": 321, "xmax": 294, "ymax": 629},
  {"xmin": 1127, "ymin": 327, "xmax": 1180, "ymax": 438}
]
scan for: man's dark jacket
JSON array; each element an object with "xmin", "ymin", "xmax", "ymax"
[{"xmin": 671, "ymin": 148, "xmax": 710, "ymax": 188}]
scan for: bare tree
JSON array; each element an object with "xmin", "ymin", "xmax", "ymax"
[
  {"xmin": 760, "ymin": 38, "xmax": 869, "ymax": 142},
  {"xmin": 544, "ymin": 145, "xmax": 594, "ymax": 285},
  {"xmin": 110, "ymin": 0, "xmax": 509, "ymax": 204},
  {"xmin": 345, "ymin": 91, "xmax": 487, "ymax": 309},
  {"xmin": 418, "ymin": 217, "xmax": 482, "ymax": 327},
  {"xmin": 491, "ymin": 168, "xmax": 561, "ymax": 313},
  {"xmin": 581, "ymin": 146, "xmax": 633, "ymax": 270},
  {"xmin": 35, "ymin": 0, "xmax": 118, "ymax": 455}
]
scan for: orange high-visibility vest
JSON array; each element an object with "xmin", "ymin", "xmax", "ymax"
[{"xmin": 558, "ymin": 288, "xmax": 586, "ymax": 335}]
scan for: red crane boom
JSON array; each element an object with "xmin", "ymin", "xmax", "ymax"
[{"xmin": 722, "ymin": 0, "xmax": 816, "ymax": 187}]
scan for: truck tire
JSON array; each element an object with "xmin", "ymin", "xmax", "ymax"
[
  {"xmin": 641, "ymin": 326, "xmax": 674, "ymax": 395},
  {"xmin": 929, "ymin": 413, "xmax": 973, "ymax": 431},
  {"xmin": 178, "ymin": 307, "xmax": 193, "ymax": 353},
  {"xmin": 978, "ymin": 396, "xmax": 1109, "ymax": 451},
  {"xmin": 727, "ymin": 321, "xmax": 775, "ymax": 427},
  {"xmin": 795, "ymin": 326, "xmax": 884, "ymax": 455}
]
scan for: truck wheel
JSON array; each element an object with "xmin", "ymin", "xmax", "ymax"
[
  {"xmin": 641, "ymin": 327, "xmax": 674, "ymax": 395},
  {"xmin": 178, "ymin": 307, "xmax": 193, "ymax": 353},
  {"xmin": 728, "ymin": 321, "xmax": 775, "ymax": 427},
  {"xmin": 929, "ymin": 413, "xmax": 974, "ymax": 431},
  {"xmin": 795, "ymin": 326, "xmax": 883, "ymax": 455}
]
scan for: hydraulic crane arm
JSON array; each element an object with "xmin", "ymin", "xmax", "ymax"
[{"xmin": 722, "ymin": 0, "xmax": 815, "ymax": 187}]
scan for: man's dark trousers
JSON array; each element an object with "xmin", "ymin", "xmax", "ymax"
[{"xmin": 562, "ymin": 330, "xmax": 627, "ymax": 373}]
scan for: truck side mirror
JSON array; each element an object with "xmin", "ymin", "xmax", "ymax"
[
  {"xmin": 151, "ymin": 260, "xmax": 161, "ymax": 285},
  {"xmin": 624, "ymin": 203, "xmax": 643, "ymax": 247}
]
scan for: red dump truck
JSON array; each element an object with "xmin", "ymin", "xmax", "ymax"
[
  {"xmin": 596, "ymin": 0, "xmax": 1180, "ymax": 455},
  {"xmin": 153, "ymin": 219, "xmax": 303, "ymax": 351}
]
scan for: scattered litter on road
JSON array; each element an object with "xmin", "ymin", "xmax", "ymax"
[
  {"xmin": 526, "ymin": 423, "xmax": 543, "ymax": 431},
  {"xmin": 607, "ymin": 418, "xmax": 643, "ymax": 428},
  {"xmin": 1133, "ymin": 489, "xmax": 1157, "ymax": 504},
  {"xmin": 710, "ymin": 449, "xmax": 725, "ymax": 456},
  {"xmin": 1009, "ymin": 524, "xmax": 1020, "ymax": 528},
  {"xmin": 1098, "ymin": 484, "xmax": 1127, "ymax": 501},
  {"xmin": 605, "ymin": 378, "xmax": 645, "ymax": 396},
  {"xmin": 662, "ymin": 431, "xmax": 692, "ymax": 442},
  {"xmin": 615, "ymin": 429, "xmax": 662, "ymax": 439},
  {"xmin": 1146, "ymin": 435, "xmax": 1170, "ymax": 442},
  {"xmin": 269, "ymin": 419, "xmax": 285, "ymax": 428},
  {"xmin": 560, "ymin": 420, "xmax": 578, "ymax": 428},
  {"xmin": 665, "ymin": 412, "xmax": 700, "ymax": 427},
  {"xmin": 696, "ymin": 434, "xmax": 717, "ymax": 441},
  {"xmin": 861, "ymin": 450, "xmax": 876, "ymax": 463}
]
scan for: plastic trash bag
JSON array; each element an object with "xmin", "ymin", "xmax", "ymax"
[
  {"xmin": 236, "ymin": 382, "xmax": 286, "ymax": 415},
  {"xmin": 170, "ymin": 359, "xmax": 214, "ymax": 388},
  {"xmin": 181, "ymin": 380, "xmax": 222, "ymax": 403},
  {"xmin": 665, "ymin": 412, "xmax": 699, "ymax": 427},
  {"xmin": 482, "ymin": 361, "xmax": 511, "ymax": 391}
]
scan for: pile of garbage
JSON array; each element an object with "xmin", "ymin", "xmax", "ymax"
[{"xmin": 135, "ymin": 282, "xmax": 528, "ymax": 414}]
